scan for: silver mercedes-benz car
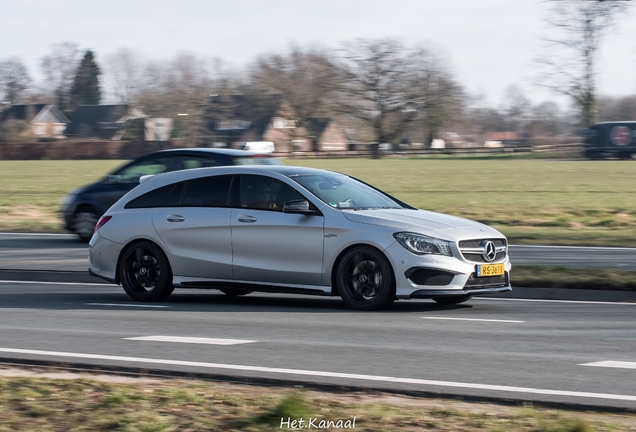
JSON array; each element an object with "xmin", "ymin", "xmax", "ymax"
[{"xmin": 89, "ymin": 165, "xmax": 511, "ymax": 310}]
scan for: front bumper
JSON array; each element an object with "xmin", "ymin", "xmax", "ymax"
[{"xmin": 384, "ymin": 241, "xmax": 512, "ymax": 299}]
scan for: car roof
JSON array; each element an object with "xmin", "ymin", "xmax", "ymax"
[{"xmin": 122, "ymin": 165, "xmax": 346, "ymax": 203}]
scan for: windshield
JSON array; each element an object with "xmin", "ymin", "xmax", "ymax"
[{"xmin": 290, "ymin": 173, "xmax": 403, "ymax": 210}]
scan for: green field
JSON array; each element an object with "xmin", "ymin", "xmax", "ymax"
[{"xmin": 1, "ymin": 157, "xmax": 636, "ymax": 246}]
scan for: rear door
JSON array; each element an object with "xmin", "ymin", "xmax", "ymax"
[{"xmin": 151, "ymin": 175, "xmax": 233, "ymax": 279}]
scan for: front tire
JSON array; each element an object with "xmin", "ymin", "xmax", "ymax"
[
  {"xmin": 336, "ymin": 246, "xmax": 395, "ymax": 310},
  {"xmin": 432, "ymin": 295, "xmax": 472, "ymax": 305},
  {"xmin": 119, "ymin": 241, "xmax": 174, "ymax": 302}
]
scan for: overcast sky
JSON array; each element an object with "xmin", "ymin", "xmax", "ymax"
[{"xmin": 2, "ymin": 0, "xmax": 635, "ymax": 108}]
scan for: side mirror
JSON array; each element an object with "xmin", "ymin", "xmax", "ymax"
[{"xmin": 283, "ymin": 199, "xmax": 315, "ymax": 215}]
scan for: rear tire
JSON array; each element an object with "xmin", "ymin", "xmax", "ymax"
[
  {"xmin": 335, "ymin": 246, "xmax": 395, "ymax": 310},
  {"xmin": 432, "ymin": 295, "xmax": 472, "ymax": 305},
  {"xmin": 119, "ymin": 241, "xmax": 174, "ymax": 302}
]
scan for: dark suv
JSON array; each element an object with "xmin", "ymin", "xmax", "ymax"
[{"xmin": 60, "ymin": 148, "xmax": 282, "ymax": 241}]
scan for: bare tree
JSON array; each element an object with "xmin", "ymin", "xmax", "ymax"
[
  {"xmin": 103, "ymin": 48, "xmax": 146, "ymax": 104},
  {"xmin": 411, "ymin": 47, "xmax": 465, "ymax": 146},
  {"xmin": 0, "ymin": 57, "xmax": 32, "ymax": 104},
  {"xmin": 501, "ymin": 84, "xmax": 531, "ymax": 133},
  {"xmin": 136, "ymin": 52, "xmax": 214, "ymax": 144},
  {"xmin": 535, "ymin": 0, "xmax": 629, "ymax": 127},
  {"xmin": 249, "ymin": 45, "xmax": 338, "ymax": 148},
  {"xmin": 39, "ymin": 42, "xmax": 82, "ymax": 112},
  {"xmin": 334, "ymin": 39, "xmax": 417, "ymax": 158}
]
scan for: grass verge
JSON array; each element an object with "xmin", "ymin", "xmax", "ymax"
[
  {"xmin": 1, "ymin": 366, "xmax": 635, "ymax": 431},
  {"xmin": 512, "ymin": 266, "xmax": 636, "ymax": 291}
]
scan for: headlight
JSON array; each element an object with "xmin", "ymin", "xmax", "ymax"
[{"xmin": 393, "ymin": 232, "xmax": 452, "ymax": 256}]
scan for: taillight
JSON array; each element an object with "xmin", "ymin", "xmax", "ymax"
[{"xmin": 94, "ymin": 215, "xmax": 112, "ymax": 233}]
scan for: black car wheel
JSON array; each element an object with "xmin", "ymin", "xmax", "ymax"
[
  {"xmin": 336, "ymin": 246, "xmax": 395, "ymax": 310},
  {"xmin": 432, "ymin": 295, "xmax": 473, "ymax": 305},
  {"xmin": 119, "ymin": 241, "xmax": 174, "ymax": 302},
  {"xmin": 73, "ymin": 210, "xmax": 98, "ymax": 242}
]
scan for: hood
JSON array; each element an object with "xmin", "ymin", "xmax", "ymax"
[{"xmin": 342, "ymin": 208, "xmax": 504, "ymax": 241}]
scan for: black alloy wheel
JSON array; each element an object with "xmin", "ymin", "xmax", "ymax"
[
  {"xmin": 432, "ymin": 295, "xmax": 473, "ymax": 305},
  {"xmin": 119, "ymin": 241, "xmax": 174, "ymax": 302},
  {"xmin": 336, "ymin": 246, "xmax": 395, "ymax": 311}
]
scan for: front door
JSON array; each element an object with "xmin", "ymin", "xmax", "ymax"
[{"xmin": 230, "ymin": 175, "xmax": 324, "ymax": 287}]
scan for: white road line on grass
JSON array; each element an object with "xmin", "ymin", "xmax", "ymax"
[
  {"xmin": 422, "ymin": 317, "xmax": 524, "ymax": 323},
  {"xmin": 0, "ymin": 347, "xmax": 635, "ymax": 402},
  {"xmin": 88, "ymin": 303, "xmax": 170, "ymax": 308},
  {"xmin": 580, "ymin": 361, "xmax": 636, "ymax": 370},
  {"xmin": 124, "ymin": 336, "xmax": 256, "ymax": 345}
]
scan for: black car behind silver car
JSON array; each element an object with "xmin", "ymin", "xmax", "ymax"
[{"xmin": 60, "ymin": 148, "xmax": 281, "ymax": 241}]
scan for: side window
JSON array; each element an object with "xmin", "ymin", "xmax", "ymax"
[
  {"xmin": 114, "ymin": 158, "xmax": 170, "ymax": 183},
  {"xmin": 126, "ymin": 182, "xmax": 185, "ymax": 208},
  {"xmin": 182, "ymin": 175, "xmax": 232, "ymax": 207},
  {"xmin": 172, "ymin": 155, "xmax": 220, "ymax": 171},
  {"xmin": 238, "ymin": 175, "xmax": 305, "ymax": 211}
]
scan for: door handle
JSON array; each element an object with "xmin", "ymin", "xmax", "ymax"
[
  {"xmin": 166, "ymin": 214, "xmax": 185, "ymax": 222},
  {"xmin": 237, "ymin": 215, "xmax": 257, "ymax": 223}
]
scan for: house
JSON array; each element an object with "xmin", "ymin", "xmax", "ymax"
[
  {"xmin": 199, "ymin": 94, "xmax": 348, "ymax": 153},
  {"xmin": 0, "ymin": 104, "xmax": 69, "ymax": 138},
  {"xmin": 65, "ymin": 105, "xmax": 154, "ymax": 141}
]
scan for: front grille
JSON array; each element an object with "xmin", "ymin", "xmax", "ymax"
[
  {"xmin": 459, "ymin": 238, "xmax": 507, "ymax": 263},
  {"xmin": 464, "ymin": 271, "xmax": 509, "ymax": 288},
  {"xmin": 405, "ymin": 268, "xmax": 455, "ymax": 286}
]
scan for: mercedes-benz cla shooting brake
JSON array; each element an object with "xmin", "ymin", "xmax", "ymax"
[{"xmin": 89, "ymin": 166, "xmax": 511, "ymax": 310}]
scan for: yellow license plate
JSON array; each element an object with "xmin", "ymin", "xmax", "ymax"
[{"xmin": 477, "ymin": 263, "xmax": 505, "ymax": 277}]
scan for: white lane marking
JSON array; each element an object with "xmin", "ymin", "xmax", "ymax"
[
  {"xmin": 0, "ymin": 347, "xmax": 634, "ymax": 402},
  {"xmin": 580, "ymin": 361, "xmax": 636, "ymax": 370},
  {"xmin": 0, "ymin": 280, "xmax": 113, "ymax": 287},
  {"xmin": 476, "ymin": 298, "xmax": 636, "ymax": 306},
  {"xmin": 125, "ymin": 336, "xmax": 256, "ymax": 345},
  {"xmin": 88, "ymin": 303, "xmax": 170, "ymax": 308},
  {"xmin": 422, "ymin": 317, "xmax": 524, "ymax": 323}
]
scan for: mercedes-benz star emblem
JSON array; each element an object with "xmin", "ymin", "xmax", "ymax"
[{"xmin": 482, "ymin": 241, "xmax": 497, "ymax": 262}]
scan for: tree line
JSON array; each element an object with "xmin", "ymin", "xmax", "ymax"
[{"xmin": 1, "ymin": 1, "xmax": 633, "ymax": 148}]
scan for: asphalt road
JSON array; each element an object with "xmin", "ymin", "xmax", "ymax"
[
  {"xmin": 2, "ymin": 232, "xmax": 636, "ymax": 409},
  {"xmin": 3, "ymin": 232, "xmax": 636, "ymax": 272},
  {"xmin": 0, "ymin": 281, "xmax": 635, "ymax": 410}
]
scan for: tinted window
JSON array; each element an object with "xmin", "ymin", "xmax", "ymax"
[
  {"xmin": 182, "ymin": 175, "xmax": 232, "ymax": 207},
  {"xmin": 238, "ymin": 175, "xmax": 304, "ymax": 211},
  {"xmin": 234, "ymin": 156, "xmax": 283, "ymax": 166},
  {"xmin": 172, "ymin": 155, "xmax": 221, "ymax": 170},
  {"xmin": 126, "ymin": 182, "xmax": 185, "ymax": 208},
  {"xmin": 113, "ymin": 158, "xmax": 171, "ymax": 183}
]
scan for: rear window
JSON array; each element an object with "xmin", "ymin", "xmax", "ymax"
[{"xmin": 126, "ymin": 182, "xmax": 185, "ymax": 208}]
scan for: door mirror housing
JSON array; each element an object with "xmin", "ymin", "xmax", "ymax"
[{"xmin": 283, "ymin": 199, "xmax": 315, "ymax": 215}]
